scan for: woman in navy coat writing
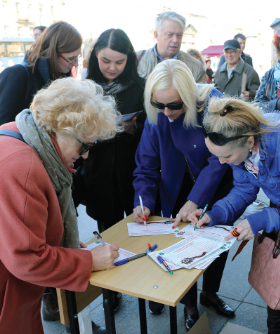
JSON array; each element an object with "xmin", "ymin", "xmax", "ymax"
[{"xmin": 133, "ymin": 59, "xmax": 235, "ymax": 331}]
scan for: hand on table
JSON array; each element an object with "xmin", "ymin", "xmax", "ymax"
[
  {"xmin": 173, "ymin": 200, "xmax": 199, "ymax": 228},
  {"xmin": 79, "ymin": 241, "xmax": 87, "ymax": 248},
  {"xmin": 90, "ymin": 244, "xmax": 119, "ymax": 271},
  {"xmin": 224, "ymin": 219, "xmax": 254, "ymax": 241},
  {"xmin": 133, "ymin": 206, "xmax": 151, "ymax": 223},
  {"xmin": 122, "ymin": 117, "xmax": 137, "ymax": 135}
]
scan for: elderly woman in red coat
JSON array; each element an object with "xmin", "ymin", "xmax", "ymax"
[{"xmin": 0, "ymin": 78, "xmax": 120, "ymax": 334}]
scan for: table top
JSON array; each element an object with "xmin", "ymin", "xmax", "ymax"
[{"xmin": 88, "ymin": 215, "xmax": 204, "ymax": 307}]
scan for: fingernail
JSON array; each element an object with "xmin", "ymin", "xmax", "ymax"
[
  {"xmin": 172, "ymin": 226, "xmax": 175, "ymax": 229},
  {"xmin": 145, "ymin": 215, "xmax": 148, "ymax": 220}
]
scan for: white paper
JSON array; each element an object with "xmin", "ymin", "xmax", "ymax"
[
  {"xmin": 85, "ymin": 241, "xmax": 136, "ymax": 265},
  {"xmin": 127, "ymin": 222, "xmax": 179, "ymax": 237}
]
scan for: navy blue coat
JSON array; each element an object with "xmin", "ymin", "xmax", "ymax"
[{"xmin": 133, "ymin": 88, "xmax": 230, "ymax": 217}]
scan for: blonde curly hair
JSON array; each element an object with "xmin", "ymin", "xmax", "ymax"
[{"xmin": 30, "ymin": 77, "xmax": 122, "ymax": 142}]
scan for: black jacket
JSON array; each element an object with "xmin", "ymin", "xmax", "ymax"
[
  {"xmin": 0, "ymin": 58, "xmax": 51, "ymax": 125},
  {"xmin": 81, "ymin": 81, "xmax": 146, "ymax": 227},
  {"xmin": 218, "ymin": 52, "xmax": 253, "ymax": 69}
]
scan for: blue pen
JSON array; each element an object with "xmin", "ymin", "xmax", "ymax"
[
  {"xmin": 114, "ymin": 253, "xmax": 147, "ymax": 266},
  {"xmin": 157, "ymin": 255, "xmax": 173, "ymax": 275},
  {"xmin": 150, "ymin": 244, "xmax": 157, "ymax": 252}
]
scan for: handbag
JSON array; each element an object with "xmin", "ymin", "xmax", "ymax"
[{"xmin": 248, "ymin": 224, "xmax": 280, "ymax": 310}]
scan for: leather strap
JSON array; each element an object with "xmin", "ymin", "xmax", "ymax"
[{"xmin": 0, "ymin": 130, "xmax": 25, "ymax": 143}]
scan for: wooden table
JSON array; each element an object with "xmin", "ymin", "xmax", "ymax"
[{"xmin": 59, "ymin": 215, "xmax": 205, "ymax": 334}]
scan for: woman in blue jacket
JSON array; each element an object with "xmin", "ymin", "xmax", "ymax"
[
  {"xmin": 133, "ymin": 59, "xmax": 235, "ymax": 331},
  {"xmin": 254, "ymin": 29, "xmax": 280, "ymax": 112},
  {"xmin": 189, "ymin": 97, "xmax": 280, "ymax": 334}
]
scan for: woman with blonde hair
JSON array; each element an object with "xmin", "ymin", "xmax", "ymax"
[
  {"xmin": 189, "ymin": 97, "xmax": 280, "ymax": 333},
  {"xmin": 133, "ymin": 59, "xmax": 235, "ymax": 330},
  {"xmin": 0, "ymin": 78, "xmax": 121, "ymax": 334},
  {"xmin": 0, "ymin": 21, "xmax": 82, "ymax": 126}
]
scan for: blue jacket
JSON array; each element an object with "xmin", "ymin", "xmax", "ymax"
[
  {"xmin": 133, "ymin": 88, "xmax": 229, "ymax": 217},
  {"xmin": 208, "ymin": 113, "xmax": 280, "ymax": 236},
  {"xmin": 254, "ymin": 60, "xmax": 280, "ymax": 112}
]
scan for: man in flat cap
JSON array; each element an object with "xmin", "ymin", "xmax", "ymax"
[{"xmin": 214, "ymin": 39, "xmax": 260, "ymax": 100}]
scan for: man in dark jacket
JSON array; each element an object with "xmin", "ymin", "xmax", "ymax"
[
  {"xmin": 214, "ymin": 40, "xmax": 260, "ymax": 100},
  {"xmin": 218, "ymin": 34, "xmax": 253, "ymax": 69}
]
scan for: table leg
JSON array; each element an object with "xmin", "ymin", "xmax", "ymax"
[
  {"xmin": 65, "ymin": 290, "xmax": 80, "ymax": 334},
  {"xmin": 169, "ymin": 305, "xmax": 177, "ymax": 334},
  {"xmin": 138, "ymin": 298, "xmax": 147, "ymax": 334},
  {"xmin": 102, "ymin": 289, "xmax": 116, "ymax": 334}
]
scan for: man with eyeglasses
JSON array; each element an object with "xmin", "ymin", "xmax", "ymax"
[
  {"xmin": 218, "ymin": 33, "xmax": 253, "ymax": 69},
  {"xmin": 214, "ymin": 39, "xmax": 260, "ymax": 101}
]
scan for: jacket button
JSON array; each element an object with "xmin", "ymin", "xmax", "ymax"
[{"xmin": 194, "ymin": 145, "xmax": 197, "ymax": 148}]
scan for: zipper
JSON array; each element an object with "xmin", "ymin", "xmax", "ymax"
[{"xmin": 185, "ymin": 156, "xmax": 196, "ymax": 184}]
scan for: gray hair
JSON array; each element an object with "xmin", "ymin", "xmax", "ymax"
[{"xmin": 155, "ymin": 11, "xmax": 186, "ymax": 33}]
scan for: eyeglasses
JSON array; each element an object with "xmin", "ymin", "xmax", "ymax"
[
  {"xmin": 224, "ymin": 50, "xmax": 237, "ymax": 55},
  {"xmin": 75, "ymin": 137, "xmax": 96, "ymax": 156},
  {"xmin": 202, "ymin": 123, "xmax": 246, "ymax": 146},
  {"xmin": 60, "ymin": 54, "xmax": 81, "ymax": 66},
  {"xmin": 150, "ymin": 100, "xmax": 184, "ymax": 110}
]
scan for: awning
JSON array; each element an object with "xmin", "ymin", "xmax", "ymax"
[{"xmin": 201, "ymin": 45, "xmax": 224, "ymax": 57}]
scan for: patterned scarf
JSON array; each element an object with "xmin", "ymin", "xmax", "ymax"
[{"xmin": 16, "ymin": 109, "xmax": 80, "ymax": 249}]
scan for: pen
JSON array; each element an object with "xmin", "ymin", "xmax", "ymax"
[
  {"xmin": 157, "ymin": 255, "xmax": 173, "ymax": 275},
  {"xmin": 139, "ymin": 195, "xmax": 146, "ymax": 226},
  {"xmin": 93, "ymin": 231, "xmax": 106, "ymax": 245},
  {"xmin": 150, "ymin": 244, "xmax": 157, "ymax": 251},
  {"xmin": 114, "ymin": 253, "xmax": 147, "ymax": 266},
  {"xmin": 194, "ymin": 204, "xmax": 208, "ymax": 231}
]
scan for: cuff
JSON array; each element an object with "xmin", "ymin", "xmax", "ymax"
[
  {"xmin": 207, "ymin": 207, "xmax": 227, "ymax": 227},
  {"xmin": 245, "ymin": 210, "xmax": 269, "ymax": 236}
]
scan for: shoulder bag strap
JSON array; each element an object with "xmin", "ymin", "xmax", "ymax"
[{"xmin": 0, "ymin": 130, "xmax": 25, "ymax": 143}]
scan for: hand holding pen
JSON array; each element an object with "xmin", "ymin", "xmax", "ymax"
[
  {"xmin": 188, "ymin": 204, "xmax": 211, "ymax": 230},
  {"xmin": 133, "ymin": 196, "xmax": 151, "ymax": 224}
]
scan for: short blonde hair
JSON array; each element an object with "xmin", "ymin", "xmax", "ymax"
[
  {"xmin": 144, "ymin": 59, "xmax": 213, "ymax": 127},
  {"xmin": 31, "ymin": 78, "xmax": 122, "ymax": 141},
  {"xmin": 204, "ymin": 97, "xmax": 278, "ymax": 147}
]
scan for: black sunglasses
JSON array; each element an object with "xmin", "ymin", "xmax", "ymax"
[
  {"xmin": 202, "ymin": 123, "xmax": 246, "ymax": 146},
  {"xmin": 150, "ymin": 100, "xmax": 184, "ymax": 110},
  {"xmin": 75, "ymin": 138, "xmax": 96, "ymax": 156}
]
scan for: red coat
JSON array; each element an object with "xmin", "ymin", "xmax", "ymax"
[{"xmin": 0, "ymin": 122, "xmax": 92, "ymax": 334}]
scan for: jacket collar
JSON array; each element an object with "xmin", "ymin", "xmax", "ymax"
[{"xmin": 220, "ymin": 58, "xmax": 245, "ymax": 74}]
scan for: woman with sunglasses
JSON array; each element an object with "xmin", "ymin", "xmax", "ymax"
[
  {"xmin": 0, "ymin": 21, "xmax": 81, "ymax": 126},
  {"xmin": 188, "ymin": 97, "xmax": 280, "ymax": 334},
  {"xmin": 0, "ymin": 78, "xmax": 121, "ymax": 334},
  {"xmin": 254, "ymin": 28, "xmax": 280, "ymax": 112},
  {"xmin": 133, "ymin": 59, "xmax": 235, "ymax": 331}
]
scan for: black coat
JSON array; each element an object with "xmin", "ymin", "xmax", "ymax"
[
  {"xmin": 0, "ymin": 58, "xmax": 51, "ymax": 125},
  {"xmin": 83, "ymin": 81, "xmax": 145, "ymax": 228}
]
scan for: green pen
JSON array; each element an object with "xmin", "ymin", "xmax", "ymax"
[{"xmin": 194, "ymin": 204, "xmax": 208, "ymax": 231}]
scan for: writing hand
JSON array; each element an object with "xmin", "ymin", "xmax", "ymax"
[
  {"xmin": 91, "ymin": 244, "xmax": 119, "ymax": 271},
  {"xmin": 133, "ymin": 206, "xmax": 151, "ymax": 223},
  {"xmin": 188, "ymin": 209, "xmax": 211, "ymax": 229}
]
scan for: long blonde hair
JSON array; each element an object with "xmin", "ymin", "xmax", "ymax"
[
  {"xmin": 204, "ymin": 97, "xmax": 278, "ymax": 146},
  {"xmin": 144, "ymin": 59, "xmax": 212, "ymax": 128}
]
